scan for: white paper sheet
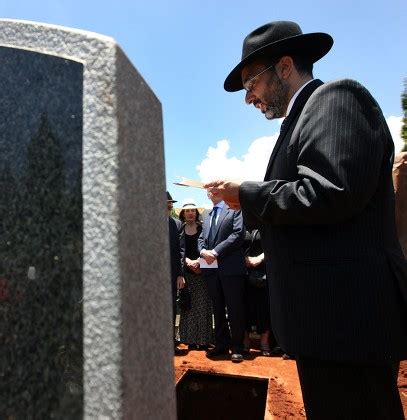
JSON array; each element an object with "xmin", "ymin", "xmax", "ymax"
[
  {"xmin": 173, "ymin": 177, "xmax": 205, "ymax": 189},
  {"xmin": 199, "ymin": 257, "xmax": 218, "ymax": 268}
]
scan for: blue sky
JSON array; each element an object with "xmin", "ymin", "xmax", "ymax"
[{"xmin": 2, "ymin": 0, "xmax": 406, "ymax": 208}]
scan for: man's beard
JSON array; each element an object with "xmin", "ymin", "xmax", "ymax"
[{"xmin": 263, "ymin": 74, "xmax": 289, "ymax": 120}]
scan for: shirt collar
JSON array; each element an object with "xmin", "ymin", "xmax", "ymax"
[
  {"xmin": 213, "ymin": 200, "xmax": 225, "ymax": 210},
  {"xmin": 286, "ymin": 79, "xmax": 314, "ymax": 117}
]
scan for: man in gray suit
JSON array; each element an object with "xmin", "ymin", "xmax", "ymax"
[
  {"xmin": 198, "ymin": 191, "xmax": 246, "ymax": 362},
  {"xmin": 206, "ymin": 21, "xmax": 407, "ymax": 419}
]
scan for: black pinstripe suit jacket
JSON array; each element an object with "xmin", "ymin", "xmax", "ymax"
[{"xmin": 240, "ymin": 79, "xmax": 407, "ymax": 362}]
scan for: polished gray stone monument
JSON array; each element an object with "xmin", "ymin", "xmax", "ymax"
[{"xmin": 0, "ymin": 19, "xmax": 175, "ymax": 419}]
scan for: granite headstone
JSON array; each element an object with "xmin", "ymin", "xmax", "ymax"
[{"xmin": 0, "ymin": 19, "xmax": 175, "ymax": 419}]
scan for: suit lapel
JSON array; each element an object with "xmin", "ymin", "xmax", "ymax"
[
  {"xmin": 264, "ymin": 79, "xmax": 323, "ymax": 180},
  {"xmin": 204, "ymin": 211, "xmax": 213, "ymax": 239},
  {"xmin": 211, "ymin": 205, "xmax": 228, "ymax": 242}
]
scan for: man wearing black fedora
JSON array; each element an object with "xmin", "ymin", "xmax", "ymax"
[
  {"xmin": 205, "ymin": 21, "xmax": 407, "ymax": 419},
  {"xmin": 167, "ymin": 191, "xmax": 185, "ymax": 355}
]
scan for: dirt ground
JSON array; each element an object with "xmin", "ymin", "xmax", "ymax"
[{"xmin": 174, "ymin": 345, "xmax": 407, "ymax": 419}]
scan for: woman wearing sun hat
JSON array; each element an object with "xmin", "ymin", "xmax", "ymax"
[{"xmin": 176, "ymin": 199, "xmax": 214, "ymax": 349}]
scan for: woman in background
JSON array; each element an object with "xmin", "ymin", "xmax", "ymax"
[{"xmin": 177, "ymin": 199, "xmax": 214, "ymax": 350}]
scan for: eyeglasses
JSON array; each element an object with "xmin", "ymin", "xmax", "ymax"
[{"xmin": 243, "ymin": 63, "xmax": 274, "ymax": 92}]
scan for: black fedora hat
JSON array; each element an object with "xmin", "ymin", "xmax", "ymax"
[
  {"xmin": 224, "ymin": 21, "xmax": 333, "ymax": 92},
  {"xmin": 167, "ymin": 191, "xmax": 177, "ymax": 203}
]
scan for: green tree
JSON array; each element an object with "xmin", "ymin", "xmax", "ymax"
[{"xmin": 402, "ymin": 79, "xmax": 407, "ymax": 152}]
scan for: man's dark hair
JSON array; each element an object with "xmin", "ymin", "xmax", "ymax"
[
  {"xmin": 259, "ymin": 54, "xmax": 313, "ymax": 77},
  {"xmin": 291, "ymin": 55, "xmax": 314, "ymax": 76}
]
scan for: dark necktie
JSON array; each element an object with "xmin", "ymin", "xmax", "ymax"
[{"xmin": 208, "ymin": 206, "xmax": 218, "ymax": 248}]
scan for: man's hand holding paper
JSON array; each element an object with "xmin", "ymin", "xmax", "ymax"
[{"xmin": 204, "ymin": 180, "xmax": 243, "ymax": 210}]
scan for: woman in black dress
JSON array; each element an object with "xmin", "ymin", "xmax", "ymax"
[{"xmin": 177, "ymin": 200, "xmax": 214, "ymax": 349}]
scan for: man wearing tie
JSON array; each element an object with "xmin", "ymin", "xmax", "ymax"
[{"xmin": 198, "ymin": 191, "xmax": 246, "ymax": 362}]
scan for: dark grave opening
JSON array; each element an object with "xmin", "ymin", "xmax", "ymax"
[{"xmin": 176, "ymin": 370, "xmax": 268, "ymax": 420}]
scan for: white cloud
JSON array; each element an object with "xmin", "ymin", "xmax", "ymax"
[
  {"xmin": 197, "ymin": 116, "xmax": 404, "ymax": 184},
  {"xmin": 386, "ymin": 116, "xmax": 404, "ymax": 153},
  {"xmin": 197, "ymin": 133, "xmax": 279, "ymax": 182}
]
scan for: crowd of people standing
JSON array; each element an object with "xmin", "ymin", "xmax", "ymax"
[{"xmin": 167, "ymin": 191, "xmax": 285, "ymax": 363}]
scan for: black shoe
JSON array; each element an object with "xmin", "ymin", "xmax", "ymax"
[
  {"xmin": 270, "ymin": 346, "xmax": 284, "ymax": 356},
  {"xmin": 174, "ymin": 346, "xmax": 183, "ymax": 355},
  {"xmin": 206, "ymin": 347, "xmax": 229, "ymax": 358},
  {"xmin": 196, "ymin": 344, "xmax": 209, "ymax": 350},
  {"xmin": 188, "ymin": 344, "xmax": 198, "ymax": 350},
  {"xmin": 282, "ymin": 353, "xmax": 294, "ymax": 360},
  {"xmin": 192, "ymin": 344, "xmax": 213, "ymax": 350},
  {"xmin": 231, "ymin": 353, "xmax": 244, "ymax": 363}
]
